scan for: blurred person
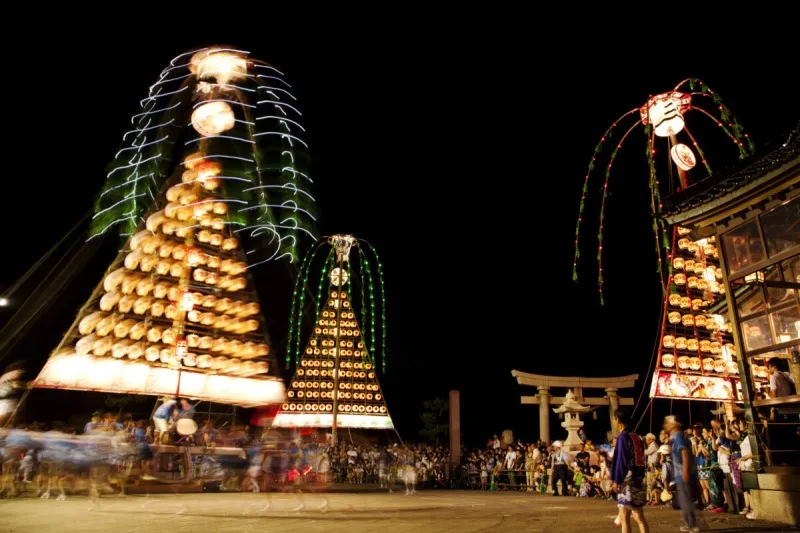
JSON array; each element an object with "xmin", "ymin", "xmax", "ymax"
[
  {"xmin": 665, "ymin": 415, "xmax": 699, "ymax": 532},
  {"xmin": 610, "ymin": 410, "xmax": 649, "ymax": 533},
  {"xmin": 152, "ymin": 397, "xmax": 177, "ymax": 442},
  {"xmin": 0, "ymin": 361, "xmax": 25, "ymax": 428}
]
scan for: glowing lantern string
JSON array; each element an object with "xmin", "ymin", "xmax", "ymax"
[
  {"xmin": 572, "ymin": 78, "xmax": 754, "ymax": 303},
  {"xmin": 284, "ymin": 237, "xmax": 390, "ymax": 374}
]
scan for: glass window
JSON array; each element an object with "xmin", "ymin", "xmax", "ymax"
[
  {"xmin": 770, "ymin": 305, "xmax": 800, "ymax": 344},
  {"xmin": 742, "ymin": 315, "xmax": 773, "ymax": 351},
  {"xmin": 761, "ymin": 197, "xmax": 800, "ymax": 257},
  {"xmin": 736, "ymin": 284, "xmax": 766, "ymax": 317},
  {"xmin": 782, "ymin": 256, "xmax": 799, "ymax": 284},
  {"xmin": 722, "ymin": 219, "xmax": 765, "ymax": 274}
]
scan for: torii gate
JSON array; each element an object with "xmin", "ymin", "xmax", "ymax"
[{"xmin": 511, "ymin": 371, "xmax": 639, "ymax": 443}]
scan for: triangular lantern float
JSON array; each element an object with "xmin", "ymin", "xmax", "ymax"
[
  {"xmin": 33, "ymin": 47, "xmax": 317, "ymax": 407},
  {"xmin": 272, "ymin": 235, "xmax": 394, "ymax": 432}
]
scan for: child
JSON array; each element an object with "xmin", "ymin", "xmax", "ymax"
[{"xmin": 649, "ymin": 471, "xmax": 664, "ymax": 506}]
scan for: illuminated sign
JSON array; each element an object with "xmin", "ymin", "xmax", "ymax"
[
  {"xmin": 650, "ymin": 370, "xmax": 742, "ymax": 402},
  {"xmin": 271, "ymin": 412, "xmax": 394, "ymax": 429},
  {"xmin": 34, "ymin": 352, "xmax": 284, "ymax": 407}
]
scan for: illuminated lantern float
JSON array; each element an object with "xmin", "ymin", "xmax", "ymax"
[
  {"xmin": 33, "ymin": 46, "xmax": 318, "ymax": 407},
  {"xmin": 573, "ymin": 80, "xmax": 754, "ymax": 304},
  {"xmin": 651, "ymin": 227, "xmax": 769, "ymax": 403},
  {"xmin": 272, "ymin": 235, "xmax": 394, "ymax": 437},
  {"xmin": 567, "ymin": 78, "xmax": 759, "ymax": 404}
]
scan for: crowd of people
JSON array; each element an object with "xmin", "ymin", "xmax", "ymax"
[
  {"xmin": 458, "ymin": 412, "xmax": 759, "ymax": 533},
  {"xmin": 0, "ymin": 386, "xmax": 779, "ymax": 533}
]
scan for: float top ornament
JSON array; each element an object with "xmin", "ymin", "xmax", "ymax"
[
  {"xmin": 572, "ymin": 78, "xmax": 755, "ymax": 304},
  {"xmin": 90, "ymin": 46, "xmax": 317, "ymax": 264}
]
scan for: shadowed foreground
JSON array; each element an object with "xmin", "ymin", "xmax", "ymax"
[{"xmin": 1, "ymin": 491, "xmax": 796, "ymax": 532}]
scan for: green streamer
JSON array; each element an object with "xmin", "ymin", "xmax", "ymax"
[{"xmin": 286, "ymin": 244, "xmax": 319, "ymax": 366}]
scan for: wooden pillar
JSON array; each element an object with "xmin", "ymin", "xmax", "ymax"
[
  {"xmin": 449, "ymin": 390, "xmax": 460, "ymax": 469},
  {"xmin": 538, "ymin": 386, "xmax": 551, "ymax": 443},
  {"xmin": 606, "ymin": 388, "xmax": 620, "ymax": 438}
]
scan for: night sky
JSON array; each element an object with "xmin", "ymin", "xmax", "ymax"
[{"xmin": 1, "ymin": 20, "xmax": 797, "ymax": 445}]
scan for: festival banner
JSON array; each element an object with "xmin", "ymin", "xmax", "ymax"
[{"xmin": 649, "ymin": 370, "xmax": 742, "ymax": 401}]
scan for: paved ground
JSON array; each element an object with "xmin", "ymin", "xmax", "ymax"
[{"xmin": 1, "ymin": 490, "xmax": 796, "ymax": 532}]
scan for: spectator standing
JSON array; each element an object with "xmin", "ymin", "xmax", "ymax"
[{"xmin": 665, "ymin": 415, "xmax": 699, "ymax": 532}]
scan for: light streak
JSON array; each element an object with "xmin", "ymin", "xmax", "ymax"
[
  {"xmin": 93, "ymin": 193, "xmax": 146, "ymax": 219},
  {"xmin": 243, "ymin": 184, "xmax": 315, "ymax": 201},
  {"xmin": 107, "ymin": 154, "xmax": 162, "ymax": 177},
  {"xmin": 99, "ymin": 173, "xmax": 155, "ymax": 198},
  {"xmin": 122, "ymin": 119, "xmax": 175, "ymax": 141},
  {"xmin": 255, "ymin": 116, "xmax": 306, "ymax": 131},
  {"xmin": 179, "ymin": 154, "xmax": 255, "ymax": 165},
  {"xmin": 139, "ymin": 86, "xmax": 188, "ymax": 106},
  {"xmin": 115, "ymin": 136, "xmax": 168, "ymax": 157},
  {"xmin": 254, "ymin": 64, "xmax": 285, "ymax": 76},
  {"xmin": 256, "ymin": 100, "xmax": 302, "ymax": 115},
  {"xmin": 252, "ymin": 132, "xmax": 308, "ymax": 147},
  {"xmin": 184, "ymin": 135, "xmax": 255, "ymax": 146},
  {"xmin": 257, "ymin": 86, "xmax": 297, "ymax": 100},
  {"xmin": 282, "ymin": 151, "xmax": 294, "ymax": 163},
  {"xmin": 256, "ymin": 74, "xmax": 292, "ymax": 88},
  {"xmin": 130, "ymin": 101, "xmax": 181, "ymax": 124}
]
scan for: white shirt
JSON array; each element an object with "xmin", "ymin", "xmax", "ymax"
[
  {"xmin": 739, "ymin": 438, "xmax": 753, "ymax": 472},
  {"xmin": 492, "ymin": 439, "xmax": 501, "ymax": 449},
  {"xmin": 645, "ymin": 442, "xmax": 659, "ymax": 466},
  {"xmin": 505, "ymin": 451, "xmax": 517, "ymax": 469}
]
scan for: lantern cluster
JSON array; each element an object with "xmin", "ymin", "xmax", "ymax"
[
  {"xmin": 66, "ymin": 142, "xmax": 273, "ymax": 378},
  {"xmin": 279, "ymin": 290, "xmax": 391, "ymax": 416},
  {"xmin": 659, "ymin": 228, "xmax": 735, "ymax": 378}
]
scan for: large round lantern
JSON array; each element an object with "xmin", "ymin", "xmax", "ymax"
[
  {"xmin": 191, "ymin": 101, "xmax": 235, "ymax": 137},
  {"xmin": 642, "ymin": 92, "xmax": 690, "ymax": 138},
  {"xmin": 668, "ymin": 311, "xmax": 681, "ymax": 324},
  {"xmin": 662, "ymin": 353, "xmax": 675, "ymax": 368},
  {"xmin": 670, "ymin": 143, "xmax": 696, "ymax": 171}
]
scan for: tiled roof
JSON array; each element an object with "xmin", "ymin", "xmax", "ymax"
[{"xmin": 662, "ymin": 124, "xmax": 800, "ymax": 218}]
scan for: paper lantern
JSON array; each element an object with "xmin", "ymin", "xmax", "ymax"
[
  {"xmin": 674, "ymin": 273, "xmax": 686, "ymax": 285},
  {"xmin": 687, "ymin": 276, "xmax": 698, "ymax": 289},
  {"xmin": 694, "ymin": 315, "xmax": 707, "ymax": 327},
  {"xmin": 681, "ymin": 314, "xmax": 694, "ymax": 327},
  {"xmin": 714, "ymin": 360, "xmax": 726, "ymax": 373},
  {"xmin": 688, "ymin": 357, "xmax": 701, "ymax": 370},
  {"xmin": 680, "ymin": 296, "xmax": 691, "ymax": 309},
  {"xmin": 672, "ymin": 257, "xmax": 685, "ymax": 270},
  {"xmin": 176, "ymin": 339, "xmax": 188, "ymax": 357},
  {"xmin": 190, "ymin": 50, "xmax": 248, "ymax": 84},
  {"xmin": 726, "ymin": 361, "xmax": 738, "ymax": 374},
  {"xmin": 191, "ymin": 101, "xmax": 235, "ymax": 137},
  {"xmin": 641, "ymin": 92, "xmax": 690, "ymax": 137},
  {"xmin": 670, "ymin": 143, "xmax": 696, "ymax": 171},
  {"xmin": 697, "ymin": 279, "xmax": 709, "ymax": 291},
  {"xmin": 186, "ymin": 247, "xmax": 204, "ymax": 267},
  {"xmin": 709, "ymin": 281, "xmax": 721, "ymax": 294},
  {"xmin": 688, "ymin": 242, "xmax": 699, "ymax": 254},
  {"xmin": 692, "ymin": 299, "xmax": 704, "ymax": 311},
  {"xmin": 180, "ymin": 292, "xmax": 194, "ymax": 312},
  {"xmin": 702, "ymin": 357, "xmax": 715, "ymax": 371},
  {"xmin": 687, "ymin": 339, "xmax": 699, "ymax": 352},
  {"xmin": 677, "ymin": 227, "xmax": 692, "ymax": 236},
  {"xmin": 700, "ymin": 340, "xmax": 711, "ymax": 352},
  {"xmin": 710, "ymin": 341, "xmax": 721, "ymax": 355}
]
